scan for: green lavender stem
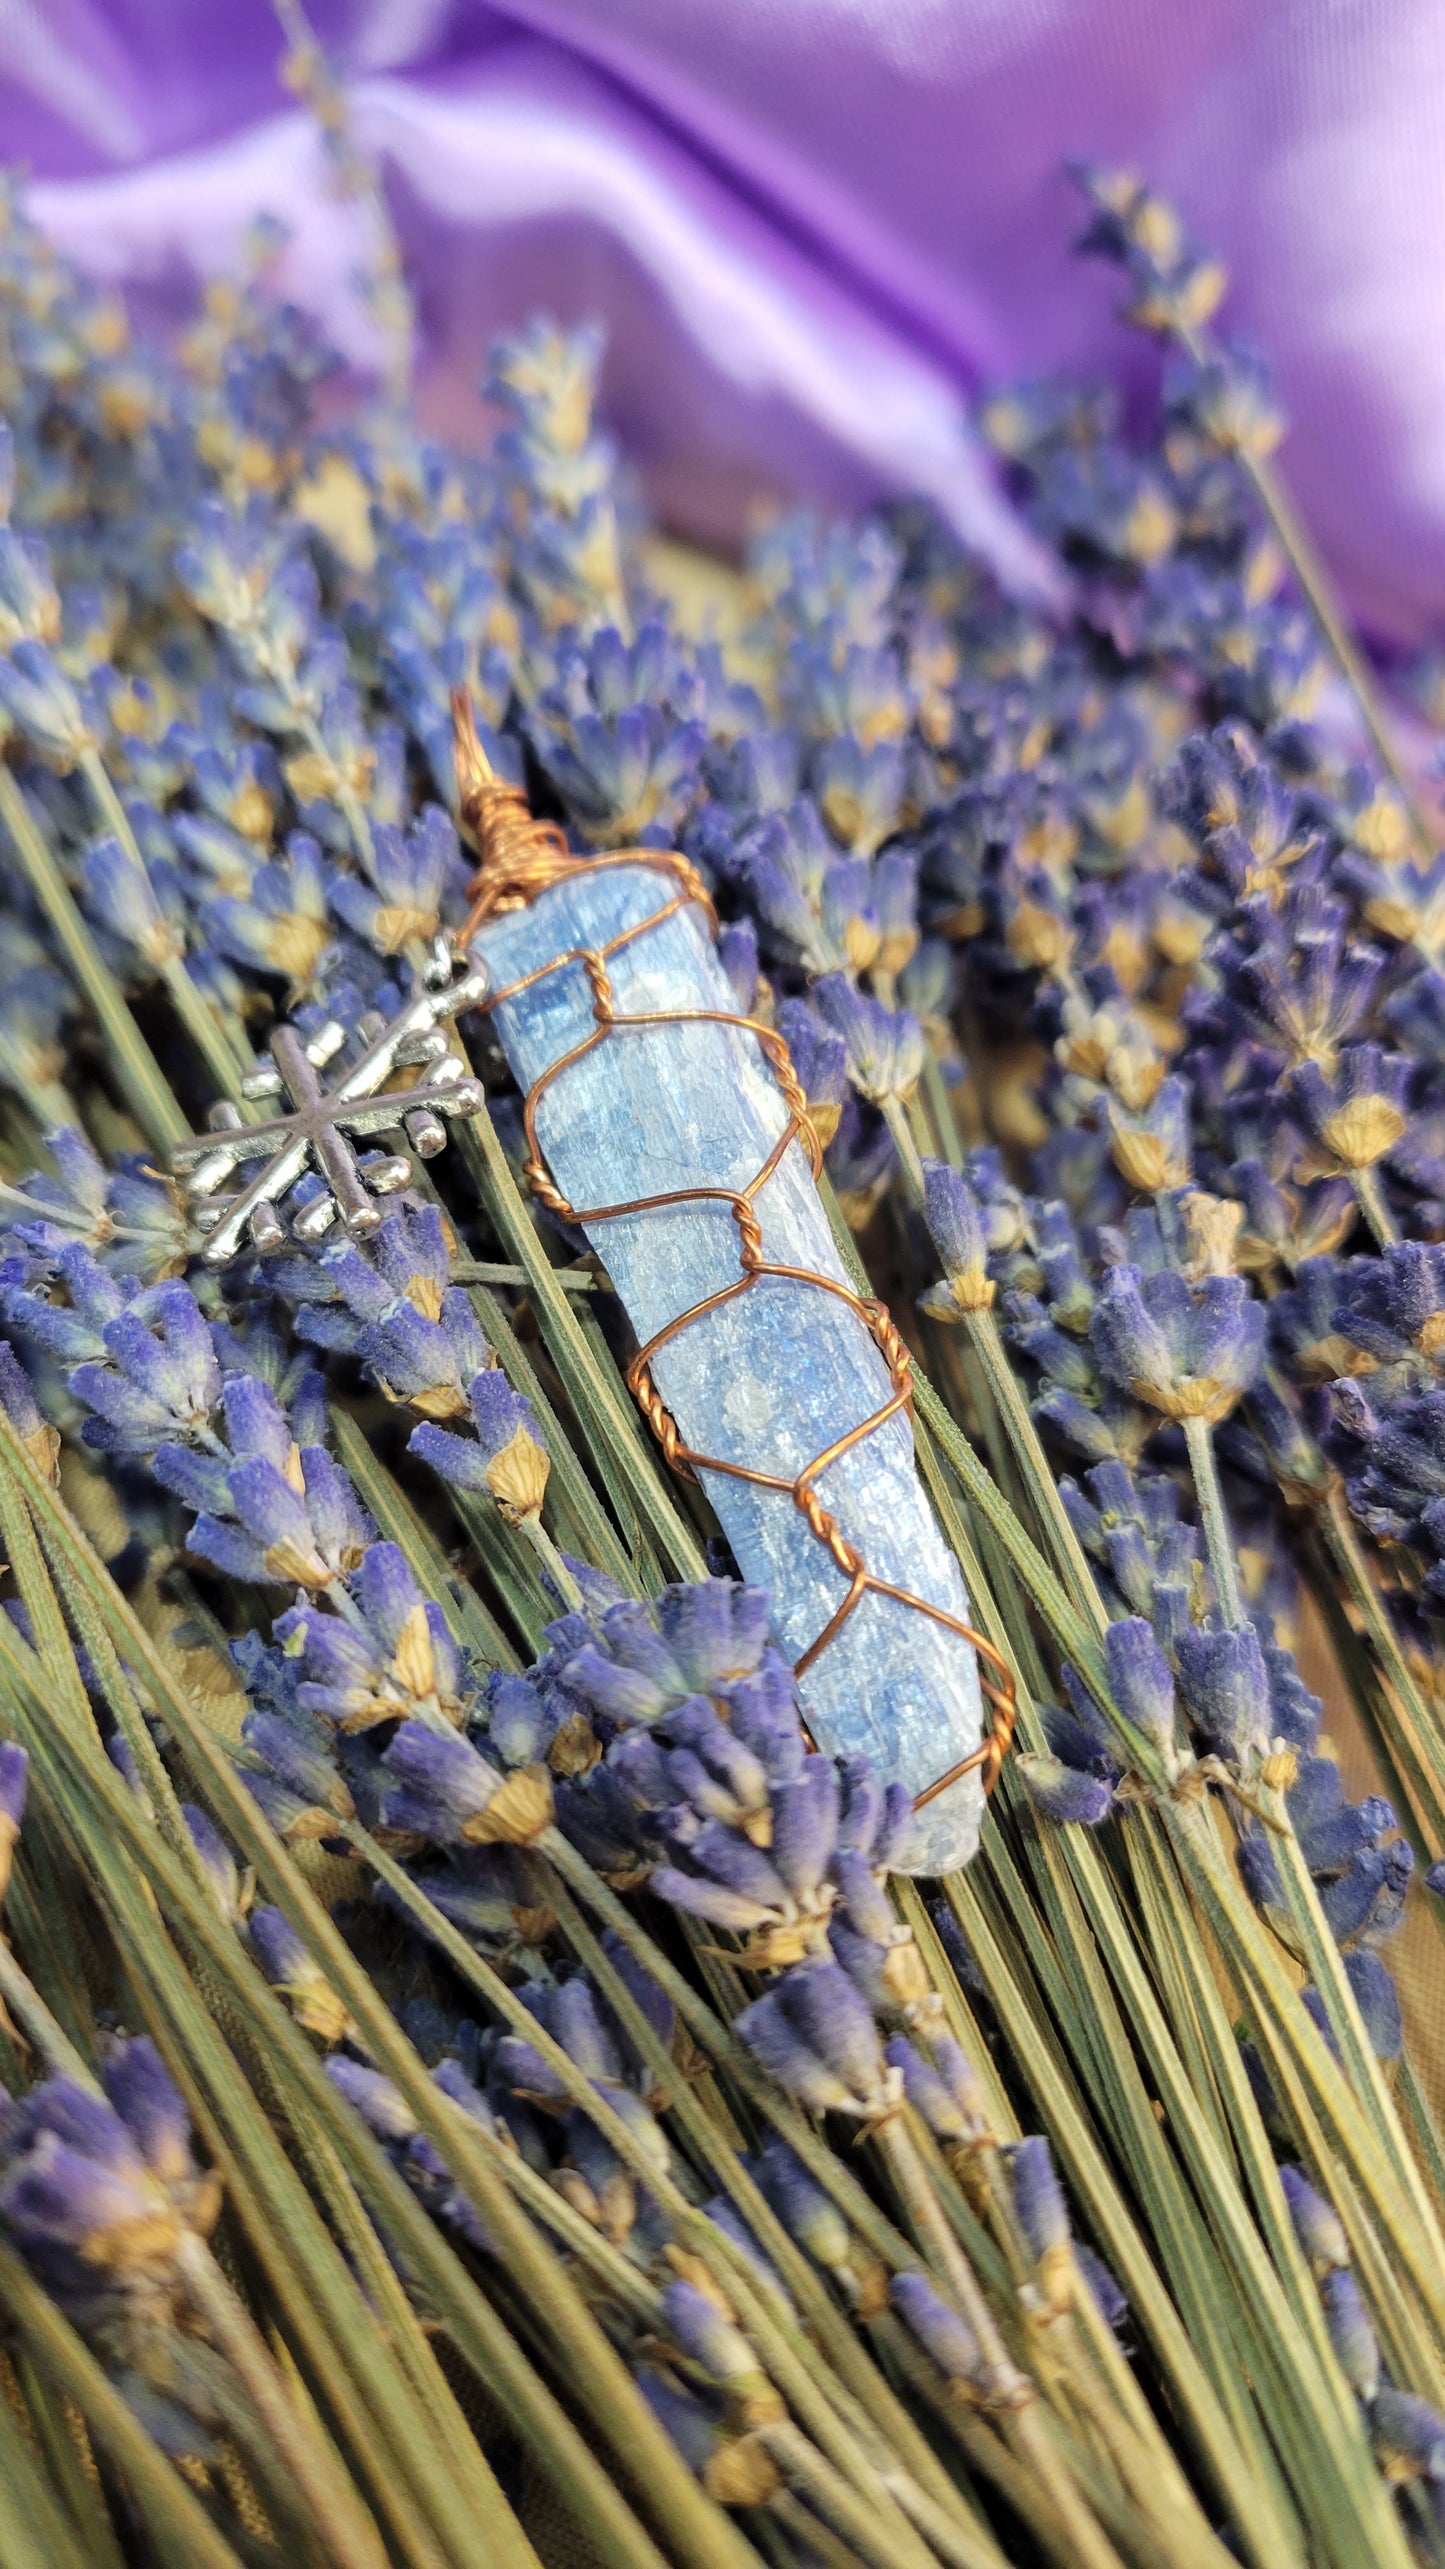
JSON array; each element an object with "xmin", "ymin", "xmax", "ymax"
[
  {"xmin": 881, "ymin": 1089, "xmax": 930, "ymax": 1200},
  {"xmin": 1165, "ymin": 1793, "xmax": 1445, "ymax": 2318},
  {"xmin": 0, "ymin": 1917, "xmax": 388, "ymax": 2569},
  {"xmin": 1320, "ymin": 1490, "xmax": 1445, "ymax": 1830},
  {"xmin": 78, "ymin": 748, "xmax": 257, "ymax": 1103},
  {"xmin": 0, "ymin": 1594, "xmax": 669, "ymax": 2569},
  {"xmin": 173, "ymin": 2233, "xmax": 391, "ymax": 2569},
  {"xmin": 507, "ymin": 1873, "xmax": 999, "ymax": 2555},
  {"xmin": 342, "ymin": 1805, "xmax": 959, "ymax": 2569},
  {"xmin": 515, "ymin": 1504, "xmax": 584, "ymax": 1609},
  {"xmin": 921, "ymin": 1050, "xmax": 966, "ymax": 1168},
  {"xmin": 0, "ymin": 764, "xmax": 188, "ymax": 1148},
  {"xmin": 964, "ymin": 1309, "xmax": 1109, "ymax": 1627},
  {"xmin": 1182, "ymin": 1413, "xmax": 1248, "ymax": 1631},
  {"xmin": 450, "ymin": 1257, "xmax": 597, "ymax": 1292},
  {"xmin": 1177, "ymin": 1407, "xmax": 1439, "ymax": 2209},
  {"xmin": 875, "ymin": 2118, "xmax": 1125, "ymax": 2569},
  {"xmin": 0, "ymin": 1938, "xmax": 94, "ymax": 2087},
  {"xmin": 1180, "ymin": 1418, "xmax": 1432, "ymax": 2199},
  {"xmin": 0, "ymin": 2362, "xmax": 101, "ymax": 2569},
  {"xmin": 870, "ymin": 1105, "xmax": 1110, "ymax": 1632},
  {"xmin": 756, "ymin": 2425, "xmax": 973, "ymax": 2569}
]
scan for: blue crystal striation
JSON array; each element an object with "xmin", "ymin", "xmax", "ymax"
[{"xmin": 472, "ymin": 863, "xmax": 984, "ymax": 1870}]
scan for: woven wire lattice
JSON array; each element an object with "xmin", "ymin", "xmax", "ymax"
[{"xmin": 454, "ymin": 694, "xmax": 1016, "ymax": 1810}]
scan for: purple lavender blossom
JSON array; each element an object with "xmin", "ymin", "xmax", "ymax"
[
  {"xmin": 68, "ymin": 1281, "xmax": 221, "ymax": 1455},
  {"xmin": 410, "ymin": 1367, "xmax": 549, "ymax": 1522},
  {"xmin": 920, "ymin": 1158, "xmax": 994, "ymax": 1317},
  {"xmin": 890, "ymin": 2271, "xmax": 984, "ymax": 2387},
  {"xmin": 1019, "ymin": 1754, "xmax": 1116, "ymax": 1828},
  {"xmin": 1091, "ymin": 1261, "xmax": 1264, "ymax": 1425},
  {"xmin": 1319, "ymin": 2267, "xmax": 1380, "ymax": 2401},
  {"xmin": 1175, "ymin": 1624, "xmax": 1272, "ymax": 1763},
  {"xmin": 813, "ymin": 972, "xmax": 924, "ymax": 1105},
  {"xmin": 737, "ymin": 1957, "xmax": 887, "ymax": 2117},
  {"xmin": 0, "ymin": 1741, "xmax": 25, "ymax": 1903},
  {"xmin": 0, "ymin": 2042, "xmax": 217, "ymax": 2312}
]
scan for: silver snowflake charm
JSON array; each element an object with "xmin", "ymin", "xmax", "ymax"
[{"xmin": 172, "ymin": 963, "xmax": 488, "ymax": 1266}]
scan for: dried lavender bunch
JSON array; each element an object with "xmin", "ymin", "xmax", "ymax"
[{"xmin": 0, "ymin": 115, "xmax": 1441, "ymax": 2569}]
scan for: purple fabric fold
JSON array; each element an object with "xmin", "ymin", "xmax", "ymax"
[{"xmin": 8, "ymin": 1, "xmax": 1445, "ymax": 635}]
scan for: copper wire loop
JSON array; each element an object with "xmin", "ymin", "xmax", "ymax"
[{"xmin": 453, "ymin": 693, "xmax": 1017, "ymax": 1812}]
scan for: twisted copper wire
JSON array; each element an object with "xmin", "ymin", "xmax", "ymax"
[{"xmin": 455, "ymin": 701, "xmax": 1016, "ymax": 1809}]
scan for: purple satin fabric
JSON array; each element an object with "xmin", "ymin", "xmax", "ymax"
[{"xmin": 8, "ymin": 1, "xmax": 1444, "ymax": 637}]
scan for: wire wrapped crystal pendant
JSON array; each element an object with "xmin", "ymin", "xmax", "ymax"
[{"xmin": 453, "ymin": 698, "xmax": 1011, "ymax": 1871}]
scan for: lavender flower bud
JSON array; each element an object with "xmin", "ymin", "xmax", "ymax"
[
  {"xmin": 70, "ymin": 1283, "xmax": 221, "ymax": 1456},
  {"xmin": 0, "ymin": 1342, "xmax": 59, "ymax": 1483},
  {"xmin": 1175, "ymin": 1624, "xmax": 1272, "ymax": 1762},
  {"xmin": 655, "ymin": 1579, "xmax": 771, "ymax": 1693},
  {"xmin": 0, "ymin": 640, "xmax": 95, "ymax": 764},
  {"xmin": 920, "ymin": 1159, "xmax": 994, "ymax": 1316},
  {"xmin": 1102, "ymin": 1616, "xmax": 1179, "ymax": 1754},
  {"xmin": 890, "ymin": 2271, "xmax": 984, "ymax": 2387},
  {"xmin": 1369, "ymin": 2386, "xmax": 1445, "ymax": 2481},
  {"xmin": 1343, "ymin": 1949, "xmax": 1403, "ymax": 2061},
  {"xmin": 243, "ymin": 1708, "xmax": 355, "ymax": 1839},
  {"xmin": 412, "ymin": 1369, "xmax": 550, "ymax": 1525},
  {"xmin": 1278, "ymin": 2165, "xmax": 1349, "ymax": 2276},
  {"xmin": 776, "ymin": 997, "xmax": 847, "ymax": 1145},
  {"xmin": 1076, "ymin": 2245, "xmax": 1129, "ymax": 2332},
  {"xmin": 181, "ymin": 1804, "xmax": 246, "ymax": 1924},
  {"xmin": 819, "ymin": 857, "xmax": 881, "ymax": 973},
  {"xmin": 813, "ymin": 974, "xmax": 924, "ymax": 1105},
  {"xmin": 1321, "ymin": 2268, "xmax": 1381, "ymax": 2402},
  {"xmin": 652, "ymin": 1838, "xmax": 796, "ymax": 1927},
  {"xmin": 1005, "ymin": 2134, "xmax": 1073, "ymax": 2309},
  {"xmin": 885, "ymin": 2034, "xmax": 989, "ymax": 2147},
  {"xmin": 771, "ymin": 1758, "xmax": 841, "ymax": 1898},
  {"xmin": 81, "ymin": 835, "xmax": 180, "ymax": 972},
  {"xmin": 660, "ymin": 2278, "xmax": 779, "ymax": 2420},
  {"xmin": 247, "ymin": 1906, "xmax": 351, "ymax": 2043},
  {"xmin": 381, "ymin": 1721, "xmax": 551, "ymax": 1848},
  {"xmin": 0, "ymin": 2043, "xmax": 217, "ymax": 2292},
  {"xmin": 1107, "ymin": 1074, "xmax": 1192, "ymax": 1194},
  {"xmin": 1289, "ymin": 1045, "xmax": 1409, "ymax": 1175},
  {"xmin": 1092, "ymin": 1262, "xmax": 1263, "ymax": 1425},
  {"xmin": 726, "ymin": 1652, "xmax": 809, "ymax": 1786},
  {"xmin": 637, "ymin": 2368, "xmax": 734, "ymax": 2487},
  {"xmin": 1236, "ymin": 1828, "xmax": 1283, "ymax": 1914},
  {"xmin": 737, "ymin": 1984, "xmax": 859, "ymax": 2118},
  {"xmin": 702, "ymin": 2196, "xmax": 787, "ymax": 2302},
  {"xmin": 486, "ymin": 1670, "xmax": 559, "ymax": 1768},
  {"xmin": 561, "ymin": 2112, "xmax": 638, "ymax": 2244},
  {"xmin": 929, "ymin": 1902, "xmax": 985, "ymax": 1995},
  {"xmin": 1018, "ymin": 1754, "xmax": 1114, "ymax": 1827},
  {"xmin": 717, "ymin": 917, "xmax": 761, "ymax": 1015},
  {"xmin": 1, "ymin": 2114, "xmax": 181, "ymax": 2277},
  {"xmin": 326, "ymin": 2056, "xmax": 419, "ymax": 2146},
  {"xmin": 0, "ymin": 1741, "xmax": 25, "ymax": 1906},
  {"xmin": 775, "ymin": 1957, "xmax": 886, "ymax": 2104},
  {"xmin": 755, "ymin": 2139, "xmax": 852, "ymax": 2272},
  {"xmin": 101, "ymin": 2040, "xmax": 195, "ymax": 2191}
]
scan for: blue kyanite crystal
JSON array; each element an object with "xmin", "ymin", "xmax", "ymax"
[{"xmin": 472, "ymin": 864, "xmax": 984, "ymax": 1870}]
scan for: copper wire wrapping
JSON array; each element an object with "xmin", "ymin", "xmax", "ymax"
[{"xmin": 454, "ymin": 693, "xmax": 1016, "ymax": 1809}]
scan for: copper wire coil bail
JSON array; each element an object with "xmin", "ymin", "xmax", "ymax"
[{"xmin": 452, "ymin": 690, "xmax": 1017, "ymax": 1814}]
